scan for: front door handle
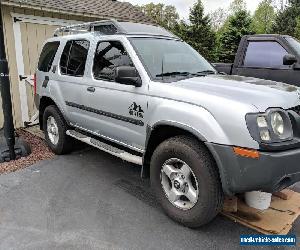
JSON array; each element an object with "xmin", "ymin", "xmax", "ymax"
[{"xmin": 87, "ymin": 87, "xmax": 95, "ymax": 93}]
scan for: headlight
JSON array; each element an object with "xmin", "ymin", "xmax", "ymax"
[
  {"xmin": 270, "ymin": 112, "xmax": 284, "ymax": 137},
  {"xmin": 246, "ymin": 109, "xmax": 293, "ymax": 144}
]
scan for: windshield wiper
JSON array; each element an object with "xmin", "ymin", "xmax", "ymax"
[
  {"xmin": 156, "ymin": 71, "xmax": 215, "ymax": 78},
  {"xmin": 196, "ymin": 70, "xmax": 217, "ymax": 75},
  {"xmin": 156, "ymin": 71, "xmax": 206, "ymax": 78},
  {"xmin": 156, "ymin": 71, "xmax": 191, "ymax": 77}
]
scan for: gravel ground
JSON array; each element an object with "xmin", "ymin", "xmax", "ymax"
[{"xmin": 0, "ymin": 129, "xmax": 54, "ymax": 174}]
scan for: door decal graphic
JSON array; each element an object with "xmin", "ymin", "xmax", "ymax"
[{"xmin": 129, "ymin": 102, "xmax": 144, "ymax": 119}]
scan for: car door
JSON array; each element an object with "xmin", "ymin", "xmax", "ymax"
[
  {"xmin": 234, "ymin": 40, "xmax": 297, "ymax": 85},
  {"xmin": 75, "ymin": 39, "xmax": 148, "ymax": 152},
  {"xmin": 36, "ymin": 40, "xmax": 61, "ymax": 98},
  {"xmin": 54, "ymin": 39, "xmax": 91, "ymax": 127}
]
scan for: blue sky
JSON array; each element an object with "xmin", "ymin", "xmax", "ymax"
[{"xmin": 122, "ymin": 0, "xmax": 262, "ymax": 20}]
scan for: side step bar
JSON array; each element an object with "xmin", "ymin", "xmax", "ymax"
[{"xmin": 66, "ymin": 130, "xmax": 143, "ymax": 165}]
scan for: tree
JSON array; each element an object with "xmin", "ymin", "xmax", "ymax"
[
  {"xmin": 295, "ymin": 16, "xmax": 300, "ymax": 39},
  {"xmin": 252, "ymin": 0, "xmax": 276, "ymax": 34},
  {"xmin": 288, "ymin": 0, "xmax": 300, "ymax": 5},
  {"xmin": 273, "ymin": 0, "xmax": 289, "ymax": 11},
  {"xmin": 163, "ymin": 5, "xmax": 180, "ymax": 29},
  {"xmin": 172, "ymin": 20, "xmax": 189, "ymax": 40},
  {"xmin": 137, "ymin": 3, "xmax": 180, "ymax": 30},
  {"xmin": 272, "ymin": 0, "xmax": 300, "ymax": 36},
  {"xmin": 218, "ymin": 10, "xmax": 254, "ymax": 62},
  {"xmin": 138, "ymin": 3, "xmax": 163, "ymax": 24},
  {"xmin": 210, "ymin": 8, "xmax": 228, "ymax": 31},
  {"xmin": 229, "ymin": 0, "xmax": 247, "ymax": 14},
  {"xmin": 184, "ymin": 0, "xmax": 217, "ymax": 61}
]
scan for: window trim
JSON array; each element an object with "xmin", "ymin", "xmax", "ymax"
[
  {"xmin": 241, "ymin": 40, "xmax": 291, "ymax": 70},
  {"xmin": 92, "ymin": 39, "xmax": 138, "ymax": 84},
  {"xmin": 59, "ymin": 39, "xmax": 90, "ymax": 77},
  {"xmin": 38, "ymin": 41, "xmax": 60, "ymax": 72}
]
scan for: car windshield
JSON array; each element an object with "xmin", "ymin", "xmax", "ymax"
[
  {"xmin": 129, "ymin": 38, "xmax": 216, "ymax": 80},
  {"xmin": 286, "ymin": 37, "xmax": 300, "ymax": 55}
]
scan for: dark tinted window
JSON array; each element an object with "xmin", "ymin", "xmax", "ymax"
[
  {"xmin": 60, "ymin": 40, "xmax": 89, "ymax": 76},
  {"xmin": 93, "ymin": 41, "xmax": 134, "ymax": 81},
  {"xmin": 244, "ymin": 41, "xmax": 288, "ymax": 68},
  {"xmin": 38, "ymin": 41, "xmax": 60, "ymax": 72}
]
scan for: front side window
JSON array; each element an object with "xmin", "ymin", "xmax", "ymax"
[
  {"xmin": 93, "ymin": 41, "xmax": 134, "ymax": 81},
  {"xmin": 60, "ymin": 40, "xmax": 90, "ymax": 77},
  {"xmin": 243, "ymin": 41, "xmax": 288, "ymax": 68},
  {"xmin": 38, "ymin": 41, "xmax": 60, "ymax": 72},
  {"xmin": 129, "ymin": 38, "xmax": 216, "ymax": 80}
]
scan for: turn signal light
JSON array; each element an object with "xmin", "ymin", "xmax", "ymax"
[{"xmin": 233, "ymin": 147, "xmax": 260, "ymax": 159}]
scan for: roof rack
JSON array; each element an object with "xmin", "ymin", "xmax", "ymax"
[
  {"xmin": 53, "ymin": 19, "xmax": 178, "ymax": 39},
  {"xmin": 54, "ymin": 19, "xmax": 125, "ymax": 37}
]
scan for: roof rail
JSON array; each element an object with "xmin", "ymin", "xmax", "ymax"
[
  {"xmin": 53, "ymin": 19, "xmax": 125, "ymax": 37},
  {"xmin": 53, "ymin": 19, "xmax": 179, "ymax": 39}
]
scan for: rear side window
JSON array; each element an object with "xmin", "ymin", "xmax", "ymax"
[
  {"xmin": 243, "ymin": 41, "xmax": 288, "ymax": 68},
  {"xmin": 38, "ymin": 41, "xmax": 60, "ymax": 72},
  {"xmin": 60, "ymin": 40, "xmax": 90, "ymax": 77},
  {"xmin": 93, "ymin": 41, "xmax": 134, "ymax": 81}
]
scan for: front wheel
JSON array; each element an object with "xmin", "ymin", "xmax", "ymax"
[
  {"xmin": 150, "ymin": 136, "xmax": 223, "ymax": 228},
  {"xmin": 43, "ymin": 105, "xmax": 73, "ymax": 155}
]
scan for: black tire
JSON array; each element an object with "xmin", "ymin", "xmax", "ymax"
[
  {"xmin": 150, "ymin": 136, "xmax": 224, "ymax": 228},
  {"xmin": 43, "ymin": 105, "xmax": 73, "ymax": 155}
]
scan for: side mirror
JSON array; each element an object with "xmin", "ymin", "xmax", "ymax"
[
  {"xmin": 283, "ymin": 54, "xmax": 298, "ymax": 66},
  {"xmin": 293, "ymin": 63, "xmax": 300, "ymax": 70},
  {"xmin": 115, "ymin": 66, "xmax": 142, "ymax": 87}
]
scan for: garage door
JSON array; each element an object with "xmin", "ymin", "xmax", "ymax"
[{"xmin": 11, "ymin": 14, "xmax": 81, "ymax": 126}]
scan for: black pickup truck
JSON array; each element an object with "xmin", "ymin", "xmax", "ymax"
[{"xmin": 214, "ymin": 34, "xmax": 300, "ymax": 87}]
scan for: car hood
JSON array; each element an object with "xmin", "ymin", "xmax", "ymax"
[{"xmin": 173, "ymin": 74, "xmax": 300, "ymax": 112}]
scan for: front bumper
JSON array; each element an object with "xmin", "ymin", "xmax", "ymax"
[{"xmin": 206, "ymin": 142, "xmax": 300, "ymax": 196}]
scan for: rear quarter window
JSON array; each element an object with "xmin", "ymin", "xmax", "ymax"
[{"xmin": 38, "ymin": 41, "xmax": 60, "ymax": 72}]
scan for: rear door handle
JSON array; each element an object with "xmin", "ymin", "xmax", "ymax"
[
  {"xmin": 19, "ymin": 75, "xmax": 27, "ymax": 81},
  {"xmin": 87, "ymin": 87, "xmax": 95, "ymax": 93}
]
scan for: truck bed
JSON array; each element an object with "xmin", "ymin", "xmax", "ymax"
[{"xmin": 213, "ymin": 63, "xmax": 233, "ymax": 75}]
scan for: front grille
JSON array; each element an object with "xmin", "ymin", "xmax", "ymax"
[{"xmin": 291, "ymin": 106, "xmax": 300, "ymax": 116}]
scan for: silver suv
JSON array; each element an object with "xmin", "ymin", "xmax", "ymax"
[{"xmin": 35, "ymin": 20, "xmax": 300, "ymax": 227}]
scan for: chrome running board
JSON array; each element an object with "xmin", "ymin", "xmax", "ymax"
[{"xmin": 66, "ymin": 130, "xmax": 143, "ymax": 165}]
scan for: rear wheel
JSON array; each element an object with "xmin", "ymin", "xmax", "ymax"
[
  {"xmin": 150, "ymin": 136, "xmax": 223, "ymax": 228},
  {"xmin": 43, "ymin": 105, "xmax": 73, "ymax": 155}
]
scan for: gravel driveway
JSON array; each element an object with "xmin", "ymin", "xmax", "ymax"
[{"xmin": 0, "ymin": 147, "xmax": 299, "ymax": 250}]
